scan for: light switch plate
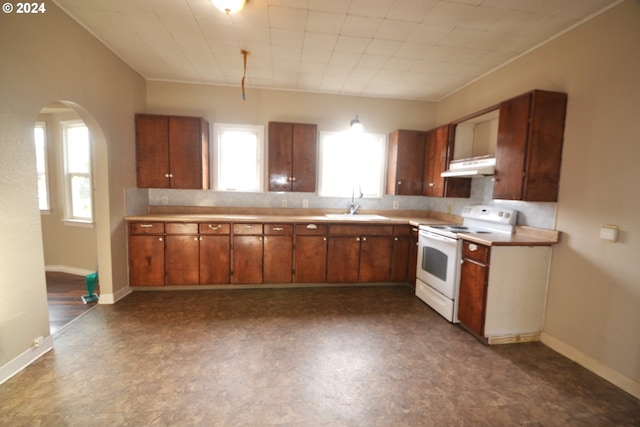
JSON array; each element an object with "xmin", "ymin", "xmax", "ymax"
[{"xmin": 599, "ymin": 225, "xmax": 618, "ymax": 242}]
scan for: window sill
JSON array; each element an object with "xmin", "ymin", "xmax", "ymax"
[{"xmin": 63, "ymin": 219, "xmax": 94, "ymax": 228}]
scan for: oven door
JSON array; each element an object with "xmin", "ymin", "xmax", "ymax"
[{"xmin": 416, "ymin": 230, "xmax": 460, "ymax": 299}]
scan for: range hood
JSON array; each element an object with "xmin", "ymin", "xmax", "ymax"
[{"xmin": 441, "ymin": 156, "xmax": 495, "ymax": 178}]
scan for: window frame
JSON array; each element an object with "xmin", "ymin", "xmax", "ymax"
[
  {"xmin": 61, "ymin": 120, "xmax": 94, "ymax": 225},
  {"xmin": 211, "ymin": 123, "xmax": 265, "ymax": 192},
  {"xmin": 317, "ymin": 130, "xmax": 388, "ymax": 198},
  {"xmin": 34, "ymin": 121, "xmax": 51, "ymax": 213}
]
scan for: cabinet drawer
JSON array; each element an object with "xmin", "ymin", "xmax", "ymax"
[
  {"xmin": 328, "ymin": 224, "xmax": 393, "ymax": 236},
  {"xmin": 393, "ymin": 225, "xmax": 410, "ymax": 236},
  {"xmin": 462, "ymin": 240, "xmax": 490, "ymax": 264},
  {"xmin": 233, "ymin": 223, "xmax": 263, "ymax": 235},
  {"xmin": 129, "ymin": 222, "xmax": 165, "ymax": 235},
  {"xmin": 166, "ymin": 222, "xmax": 198, "ymax": 234},
  {"xmin": 264, "ymin": 224, "xmax": 293, "ymax": 235},
  {"xmin": 294, "ymin": 223, "xmax": 327, "ymax": 235},
  {"xmin": 199, "ymin": 223, "xmax": 231, "ymax": 235}
]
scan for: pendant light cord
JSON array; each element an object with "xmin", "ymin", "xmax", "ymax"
[{"xmin": 241, "ymin": 50, "xmax": 248, "ymax": 100}]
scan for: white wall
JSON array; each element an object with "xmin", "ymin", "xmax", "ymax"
[
  {"xmin": 437, "ymin": 1, "xmax": 640, "ymax": 397},
  {"xmin": 0, "ymin": 2, "xmax": 144, "ymax": 374}
]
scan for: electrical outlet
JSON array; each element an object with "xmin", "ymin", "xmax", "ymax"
[
  {"xmin": 302, "ymin": 199, "xmax": 309, "ymax": 208},
  {"xmin": 281, "ymin": 199, "xmax": 288, "ymax": 208},
  {"xmin": 393, "ymin": 201, "xmax": 399, "ymax": 209},
  {"xmin": 162, "ymin": 196, "xmax": 169, "ymax": 205}
]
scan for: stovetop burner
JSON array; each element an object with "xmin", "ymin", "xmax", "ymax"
[{"xmin": 420, "ymin": 205, "xmax": 518, "ymax": 238}]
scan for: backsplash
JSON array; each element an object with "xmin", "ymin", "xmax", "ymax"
[{"xmin": 125, "ymin": 176, "xmax": 556, "ymax": 229}]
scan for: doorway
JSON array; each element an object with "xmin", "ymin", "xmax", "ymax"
[{"xmin": 36, "ymin": 101, "xmax": 112, "ymax": 334}]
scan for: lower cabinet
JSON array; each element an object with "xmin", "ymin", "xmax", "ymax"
[
  {"xmin": 263, "ymin": 224, "xmax": 294, "ymax": 283},
  {"xmin": 326, "ymin": 225, "xmax": 394, "ymax": 283},
  {"xmin": 294, "ymin": 224, "xmax": 327, "ymax": 283},
  {"xmin": 128, "ymin": 220, "xmax": 411, "ymax": 287},
  {"xmin": 458, "ymin": 239, "xmax": 552, "ymax": 343},
  {"xmin": 232, "ymin": 224, "xmax": 263, "ymax": 284},
  {"xmin": 129, "ymin": 222, "xmax": 165, "ymax": 286},
  {"xmin": 199, "ymin": 223, "xmax": 231, "ymax": 284}
]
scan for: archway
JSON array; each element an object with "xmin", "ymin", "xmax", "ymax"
[{"xmin": 36, "ymin": 101, "xmax": 113, "ymax": 331}]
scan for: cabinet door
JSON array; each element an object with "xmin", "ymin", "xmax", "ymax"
[
  {"xmin": 494, "ymin": 93, "xmax": 531, "ymax": 200},
  {"xmin": 360, "ymin": 236, "xmax": 393, "ymax": 282},
  {"xmin": 294, "ymin": 235, "xmax": 327, "ymax": 283},
  {"xmin": 389, "ymin": 236, "xmax": 410, "ymax": 282},
  {"xmin": 135, "ymin": 114, "xmax": 170, "ymax": 188},
  {"xmin": 387, "ymin": 130, "xmax": 426, "ymax": 195},
  {"xmin": 326, "ymin": 236, "xmax": 360, "ymax": 283},
  {"xmin": 264, "ymin": 235, "xmax": 293, "ymax": 283},
  {"xmin": 458, "ymin": 259, "xmax": 489, "ymax": 336},
  {"xmin": 169, "ymin": 116, "xmax": 209, "ymax": 189},
  {"xmin": 268, "ymin": 122, "xmax": 317, "ymax": 192},
  {"xmin": 165, "ymin": 235, "xmax": 200, "ymax": 285},
  {"xmin": 233, "ymin": 236, "xmax": 263, "ymax": 284},
  {"xmin": 424, "ymin": 125, "xmax": 471, "ymax": 198},
  {"xmin": 268, "ymin": 122, "xmax": 293, "ymax": 191},
  {"xmin": 129, "ymin": 235, "xmax": 165, "ymax": 286},
  {"xmin": 200, "ymin": 235, "xmax": 230, "ymax": 284},
  {"xmin": 291, "ymin": 123, "xmax": 317, "ymax": 192}
]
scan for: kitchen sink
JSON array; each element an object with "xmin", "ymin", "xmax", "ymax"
[{"xmin": 324, "ymin": 214, "xmax": 389, "ymax": 220}]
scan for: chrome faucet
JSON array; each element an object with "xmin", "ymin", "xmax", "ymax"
[{"xmin": 348, "ymin": 186, "xmax": 362, "ymax": 215}]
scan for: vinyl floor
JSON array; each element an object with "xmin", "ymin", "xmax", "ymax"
[{"xmin": 2, "ymin": 285, "xmax": 639, "ymax": 426}]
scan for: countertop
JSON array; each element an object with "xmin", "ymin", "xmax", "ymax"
[{"xmin": 125, "ymin": 209, "xmax": 559, "ymax": 246}]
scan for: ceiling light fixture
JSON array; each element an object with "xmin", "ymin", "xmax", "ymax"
[
  {"xmin": 211, "ymin": 0, "xmax": 246, "ymax": 15},
  {"xmin": 350, "ymin": 115, "xmax": 363, "ymax": 132}
]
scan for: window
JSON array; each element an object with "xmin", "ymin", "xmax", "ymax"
[
  {"xmin": 212, "ymin": 123, "xmax": 264, "ymax": 192},
  {"xmin": 318, "ymin": 131, "xmax": 387, "ymax": 198},
  {"xmin": 34, "ymin": 122, "xmax": 50, "ymax": 211},
  {"xmin": 62, "ymin": 121, "xmax": 93, "ymax": 222}
]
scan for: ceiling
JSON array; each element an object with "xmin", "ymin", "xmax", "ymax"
[{"xmin": 53, "ymin": 0, "xmax": 618, "ymax": 101}]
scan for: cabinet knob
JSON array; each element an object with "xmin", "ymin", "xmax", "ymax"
[
  {"xmin": 165, "ymin": 174, "xmax": 170, "ymax": 178},
  {"xmin": 469, "ymin": 243, "xmax": 478, "ymax": 252},
  {"xmin": 208, "ymin": 224, "xmax": 222, "ymax": 230},
  {"xmin": 362, "ymin": 237, "xmax": 367, "ymax": 242},
  {"xmin": 429, "ymin": 182, "xmax": 434, "ymax": 187},
  {"xmin": 159, "ymin": 237, "xmax": 163, "ymax": 242}
]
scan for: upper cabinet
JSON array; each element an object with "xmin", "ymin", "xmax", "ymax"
[
  {"xmin": 386, "ymin": 129, "xmax": 427, "ymax": 195},
  {"xmin": 494, "ymin": 90, "xmax": 567, "ymax": 201},
  {"xmin": 135, "ymin": 114, "xmax": 209, "ymax": 189},
  {"xmin": 268, "ymin": 122, "xmax": 317, "ymax": 192},
  {"xmin": 423, "ymin": 125, "xmax": 471, "ymax": 198}
]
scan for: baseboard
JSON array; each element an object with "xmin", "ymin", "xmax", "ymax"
[
  {"xmin": 98, "ymin": 285, "xmax": 132, "ymax": 304},
  {"xmin": 541, "ymin": 332, "xmax": 640, "ymax": 399},
  {"xmin": 0, "ymin": 336, "xmax": 53, "ymax": 386},
  {"xmin": 45, "ymin": 265, "xmax": 95, "ymax": 276}
]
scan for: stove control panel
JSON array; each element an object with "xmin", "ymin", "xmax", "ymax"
[{"xmin": 461, "ymin": 205, "xmax": 517, "ymax": 226}]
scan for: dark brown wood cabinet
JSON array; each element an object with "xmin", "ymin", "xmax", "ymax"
[
  {"xmin": 263, "ymin": 224, "xmax": 293, "ymax": 283},
  {"xmin": 494, "ymin": 90, "xmax": 567, "ymax": 201},
  {"xmin": 232, "ymin": 223, "xmax": 263, "ymax": 284},
  {"xmin": 199, "ymin": 223, "xmax": 231, "ymax": 285},
  {"xmin": 165, "ymin": 223, "xmax": 200, "ymax": 286},
  {"xmin": 294, "ymin": 224, "xmax": 327, "ymax": 283},
  {"xmin": 135, "ymin": 114, "xmax": 209, "ymax": 189},
  {"xmin": 458, "ymin": 241, "xmax": 490, "ymax": 336},
  {"xmin": 423, "ymin": 125, "xmax": 471, "ymax": 198},
  {"xmin": 268, "ymin": 122, "xmax": 317, "ymax": 192},
  {"xmin": 387, "ymin": 130, "xmax": 427, "ymax": 195},
  {"xmin": 389, "ymin": 226, "xmax": 411, "ymax": 282},
  {"xmin": 128, "ymin": 220, "xmax": 411, "ymax": 287},
  {"xmin": 128, "ymin": 222, "xmax": 165, "ymax": 286},
  {"xmin": 326, "ymin": 225, "xmax": 394, "ymax": 283}
]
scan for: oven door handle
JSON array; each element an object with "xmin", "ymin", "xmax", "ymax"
[{"xmin": 420, "ymin": 231, "xmax": 457, "ymax": 244}]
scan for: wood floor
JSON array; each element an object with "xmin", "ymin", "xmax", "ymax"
[
  {"xmin": 47, "ymin": 271, "xmax": 99, "ymax": 334},
  {"xmin": 4, "ymin": 286, "xmax": 639, "ymax": 426}
]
